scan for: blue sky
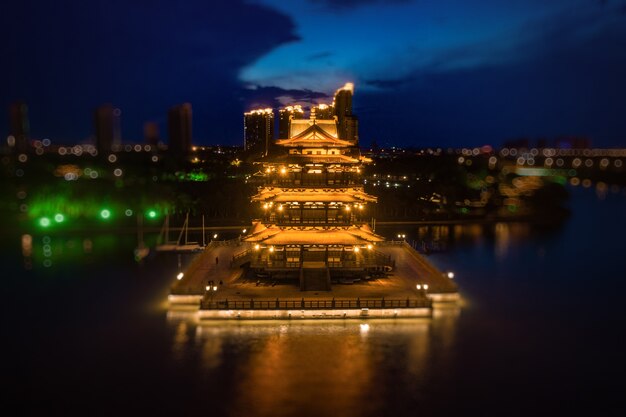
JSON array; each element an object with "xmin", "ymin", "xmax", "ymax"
[{"xmin": 1, "ymin": 0, "xmax": 625, "ymax": 147}]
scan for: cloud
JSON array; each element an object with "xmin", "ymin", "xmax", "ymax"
[
  {"xmin": 306, "ymin": 51, "xmax": 334, "ymax": 61},
  {"xmin": 308, "ymin": 0, "xmax": 411, "ymax": 10},
  {"xmin": 240, "ymin": 86, "xmax": 330, "ymax": 109},
  {"xmin": 0, "ymin": 0, "xmax": 299, "ymax": 143},
  {"xmin": 357, "ymin": 9, "xmax": 626, "ymax": 147}
]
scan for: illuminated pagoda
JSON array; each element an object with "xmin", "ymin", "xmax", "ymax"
[{"xmin": 244, "ymin": 83, "xmax": 392, "ymax": 291}]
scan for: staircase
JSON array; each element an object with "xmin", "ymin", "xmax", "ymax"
[{"xmin": 300, "ymin": 263, "xmax": 331, "ymax": 291}]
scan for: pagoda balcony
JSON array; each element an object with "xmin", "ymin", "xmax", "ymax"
[
  {"xmin": 266, "ymin": 176, "xmax": 360, "ymax": 187},
  {"xmin": 248, "ymin": 251, "xmax": 393, "ymax": 270},
  {"xmin": 262, "ymin": 216, "xmax": 360, "ymax": 226},
  {"xmin": 249, "ymin": 258, "xmax": 392, "ymax": 270}
]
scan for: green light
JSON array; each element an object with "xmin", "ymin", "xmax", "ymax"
[
  {"xmin": 147, "ymin": 210, "xmax": 157, "ymax": 219},
  {"xmin": 100, "ymin": 209, "xmax": 111, "ymax": 219},
  {"xmin": 54, "ymin": 213, "xmax": 65, "ymax": 223},
  {"xmin": 39, "ymin": 217, "xmax": 51, "ymax": 227}
]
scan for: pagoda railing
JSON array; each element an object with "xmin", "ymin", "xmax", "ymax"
[
  {"xmin": 270, "ymin": 219, "xmax": 354, "ymax": 226},
  {"xmin": 201, "ymin": 297, "xmax": 431, "ymax": 310},
  {"xmin": 249, "ymin": 257, "xmax": 393, "ymax": 269}
]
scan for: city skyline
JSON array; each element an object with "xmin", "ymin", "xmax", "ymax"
[{"xmin": 2, "ymin": 0, "xmax": 626, "ymax": 148}]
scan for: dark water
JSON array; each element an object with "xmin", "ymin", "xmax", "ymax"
[{"xmin": 4, "ymin": 188, "xmax": 625, "ymax": 416}]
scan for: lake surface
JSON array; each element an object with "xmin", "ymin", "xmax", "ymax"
[{"xmin": 4, "ymin": 187, "xmax": 625, "ymax": 416}]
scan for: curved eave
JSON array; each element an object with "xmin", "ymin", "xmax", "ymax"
[
  {"xmin": 243, "ymin": 225, "xmax": 385, "ymax": 245},
  {"xmin": 251, "ymin": 191, "xmax": 377, "ymax": 204}
]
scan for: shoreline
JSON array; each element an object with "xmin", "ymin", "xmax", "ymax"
[{"xmin": 4, "ymin": 211, "xmax": 571, "ymax": 236}]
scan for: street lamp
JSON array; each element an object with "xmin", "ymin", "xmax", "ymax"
[
  {"xmin": 177, "ymin": 272, "xmax": 184, "ymax": 280},
  {"xmin": 206, "ymin": 281, "xmax": 218, "ymax": 304},
  {"xmin": 447, "ymin": 271, "xmax": 455, "ymax": 279}
]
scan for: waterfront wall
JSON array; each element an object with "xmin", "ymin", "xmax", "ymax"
[{"xmin": 197, "ymin": 307, "xmax": 432, "ymax": 320}]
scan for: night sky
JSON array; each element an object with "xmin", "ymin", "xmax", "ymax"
[{"xmin": 2, "ymin": 0, "xmax": 626, "ymax": 148}]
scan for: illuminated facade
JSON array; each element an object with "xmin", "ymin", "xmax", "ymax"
[
  {"xmin": 244, "ymin": 108, "xmax": 274, "ymax": 155},
  {"xmin": 278, "ymin": 105, "xmax": 304, "ymax": 139},
  {"xmin": 244, "ymin": 83, "xmax": 391, "ymax": 291},
  {"xmin": 311, "ymin": 103, "xmax": 334, "ymax": 120},
  {"xmin": 333, "ymin": 83, "xmax": 358, "ymax": 143}
]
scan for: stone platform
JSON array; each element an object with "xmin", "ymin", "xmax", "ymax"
[{"xmin": 168, "ymin": 241, "xmax": 458, "ymax": 320}]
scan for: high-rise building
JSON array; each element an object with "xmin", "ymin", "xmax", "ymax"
[
  {"xmin": 94, "ymin": 104, "xmax": 121, "ymax": 155},
  {"xmin": 168, "ymin": 103, "xmax": 193, "ymax": 157},
  {"xmin": 333, "ymin": 83, "xmax": 358, "ymax": 143},
  {"xmin": 9, "ymin": 102, "xmax": 30, "ymax": 152},
  {"xmin": 311, "ymin": 103, "xmax": 334, "ymax": 120},
  {"xmin": 244, "ymin": 108, "xmax": 274, "ymax": 155},
  {"xmin": 143, "ymin": 121, "xmax": 160, "ymax": 147},
  {"xmin": 278, "ymin": 105, "xmax": 304, "ymax": 139}
]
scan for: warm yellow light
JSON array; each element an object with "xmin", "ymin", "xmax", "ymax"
[
  {"xmin": 423, "ymin": 284, "xmax": 429, "ymax": 290},
  {"xmin": 177, "ymin": 272, "xmax": 184, "ymax": 280},
  {"xmin": 213, "ymin": 286, "xmax": 218, "ymax": 291},
  {"xmin": 354, "ymin": 247, "xmax": 360, "ymax": 253},
  {"xmin": 448, "ymin": 272, "xmax": 455, "ymax": 279},
  {"xmin": 344, "ymin": 206, "xmax": 351, "ymax": 211},
  {"xmin": 278, "ymin": 205, "xmax": 283, "ymax": 211},
  {"xmin": 336, "ymin": 82, "xmax": 354, "ymax": 94},
  {"xmin": 255, "ymin": 244, "xmax": 260, "ymax": 250},
  {"xmin": 263, "ymin": 203, "xmax": 269, "ymax": 209},
  {"xmin": 269, "ymin": 246, "xmax": 275, "ymax": 252},
  {"xmin": 280, "ymin": 167, "xmax": 286, "ymax": 174},
  {"xmin": 416, "ymin": 284, "xmax": 421, "ymax": 290},
  {"xmin": 367, "ymin": 244, "xmax": 373, "ymax": 250}
]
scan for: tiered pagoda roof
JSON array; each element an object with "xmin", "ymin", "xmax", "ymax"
[
  {"xmin": 252, "ymin": 188, "xmax": 377, "ymax": 203},
  {"xmin": 276, "ymin": 122, "xmax": 353, "ymax": 148},
  {"xmin": 245, "ymin": 222, "xmax": 384, "ymax": 246}
]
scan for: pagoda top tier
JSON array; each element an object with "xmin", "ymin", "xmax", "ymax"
[{"xmin": 276, "ymin": 121, "xmax": 353, "ymax": 148}]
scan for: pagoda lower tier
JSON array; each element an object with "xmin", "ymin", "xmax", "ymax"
[{"xmin": 242, "ymin": 221, "xmax": 393, "ymax": 282}]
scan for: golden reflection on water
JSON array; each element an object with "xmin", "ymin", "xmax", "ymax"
[
  {"xmin": 495, "ymin": 222, "xmax": 510, "ymax": 260},
  {"xmin": 172, "ymin": 321, "xmax": 190, "ymax": 361},
  {"xmin": 170, "ymin": 310, "xmax": 459, "ymax": 417}
]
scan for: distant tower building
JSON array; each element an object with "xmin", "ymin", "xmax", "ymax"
[
  {"xmin": 168, "ymin": 103, "xmax": 193, "ymax": 157},
  {"xmin": 244, "ymin": 108, "xmax": 274, "ymax": 155},
  {"xmin": 143, "ymin": 121, "xmax": 160, "ymax": 147},
  {"xmin": 94, "ymin": 104, "xmax": 121, "ymax": 155},
  {"xmin": 278, "ymin": 105, "xmax": 304, "ymax": 139},
  {"xmin": 9, "ymin": 102, "xmax": 30, "ymax": 152},
  {"xmin": 311, "ymin": 103, "xmax": 334, "ymax": 120},
  {"xmin": 333, "ymin": 83, "xmax": 358, "ymax": 144}
]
